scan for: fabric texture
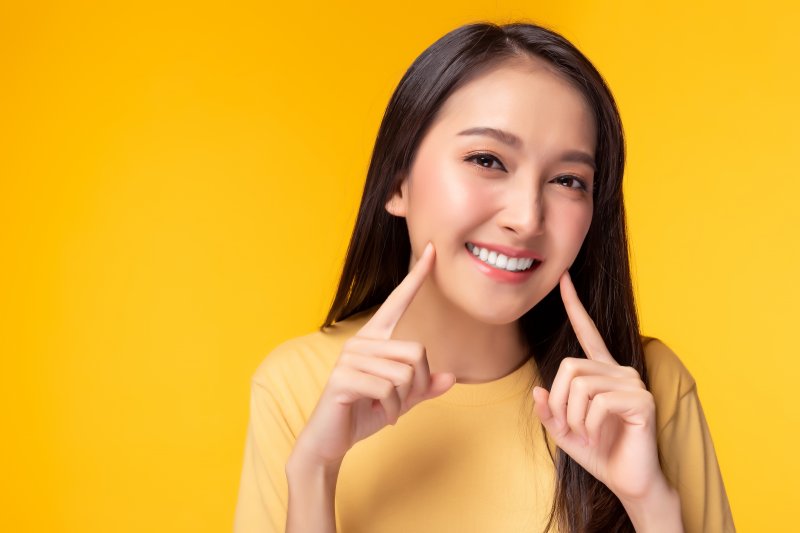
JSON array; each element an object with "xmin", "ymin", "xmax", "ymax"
[{"xmin": 233, "ymin": 306, "xmax": 735, "ymax": 532}]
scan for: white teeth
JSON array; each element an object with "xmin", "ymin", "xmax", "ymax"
[{"xmin": 466, "ymin": 243, "xmax": 538, "ymax": 272}]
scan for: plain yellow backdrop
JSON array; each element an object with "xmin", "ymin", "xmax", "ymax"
[{"xmin": 2, "ymin": 1, "xmax": 797, "ymax": 531}]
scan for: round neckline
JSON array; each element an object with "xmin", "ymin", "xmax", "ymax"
[
  {"xmin": 433, "ymin": 357, "xmax": 535, "ymax": 406},
  {"xmin": 329, "ymin": 306, "xmax": 537, "ymax": 406}
]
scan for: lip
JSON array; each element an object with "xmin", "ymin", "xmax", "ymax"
[
  {"xmin": 464, "ymin": 244, "xmax": 542, "ymax": 284},
  {"xmin": 467, "ymin": 240, "xmax": 543, "ymax": 260}
]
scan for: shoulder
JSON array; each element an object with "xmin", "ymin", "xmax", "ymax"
[
  {"xmin": 641, "ymin": 337, "xmax": 736, "ymax": 531},
  {"xmin": 640, "ymin": 336, "xmax": 698, "ymax": 432}
]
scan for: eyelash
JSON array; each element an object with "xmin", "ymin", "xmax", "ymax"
[{"xmin": 463, "ymin": 152, "xmax": 590, "ymax": 192}]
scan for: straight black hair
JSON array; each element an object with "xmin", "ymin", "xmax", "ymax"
[{"xmin": 321, "ymin": 20, "xmax": 647, "ymax": 532}]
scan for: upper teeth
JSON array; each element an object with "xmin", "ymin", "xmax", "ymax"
[{"xmin": 466, "ymin": 243, "xmax": 537, "ymax": 272}]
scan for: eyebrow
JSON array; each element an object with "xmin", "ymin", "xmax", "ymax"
[{"xmin": 456, "ymin": 126, "xmax": 597, "ymax": 172}]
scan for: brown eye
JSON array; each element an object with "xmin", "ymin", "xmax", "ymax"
[
  {"xmin": 464, "ymin": 153, "xmax": 507, "ymax": 172},
  {"xmin": 553, "ymin": 175, "xmax": 589, "ymax": 191}
]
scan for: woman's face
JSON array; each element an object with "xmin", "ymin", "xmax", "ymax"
[{"xmin": 386, "ymin": 57, "xmax": 597, "ymax": 325}]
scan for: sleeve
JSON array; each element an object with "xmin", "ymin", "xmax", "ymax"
[
  {"xmin": 651, "ymin": 347, "xmax": 736, "ymax": 532},
  {"xmin": 233, "ymin": 378, "xmax": 294, "ymax": 533}
]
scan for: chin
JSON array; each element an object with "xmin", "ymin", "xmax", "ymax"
[{"xmin": 459, "ymin": 300, "xmax": 530, "ymax": 326}]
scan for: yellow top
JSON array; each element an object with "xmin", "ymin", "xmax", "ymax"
[{"xmin": 233, "ymin": 306, "xmax": 735, "ymax": 532}]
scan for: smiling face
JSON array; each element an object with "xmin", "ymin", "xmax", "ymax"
[{"xmin": 386, "ymin": 56, "xmax": 597, "ymax": 325}]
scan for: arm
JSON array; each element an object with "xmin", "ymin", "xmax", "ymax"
[
  {"xmin": 645, "ymin": 339, "xmax": 736, "ymax": 533},
  {"xmin": 656, "ymin": 382, "xmax": 735, "ymax": 532},
  {"xmin": 233, "ymin": 364, "xmax": 350, "ymax": 533},
  {"xmin": 285, "ymin": 451, "xmax": 341, "ymax": 533},
  {"xmin": 233, "ymin": 378, "xmax": 298, "ymax": 533},
  {"xmin": 618, "ymin": 477, "xmax": 684, "ymax": 533}
]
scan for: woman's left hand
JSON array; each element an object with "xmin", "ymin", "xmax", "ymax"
[{"xmin": 532, "ymin": 270, "xmax": 667, "ymax": 504}]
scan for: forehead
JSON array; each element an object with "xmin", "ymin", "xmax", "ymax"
[{"xmin": 431, "ymin": 57, "xmax": 597, "ymax": 153}]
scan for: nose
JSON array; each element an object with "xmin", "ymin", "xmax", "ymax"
[{"xmin": 496, "ymin": 177, "xmax": 545, "ymax": 240}]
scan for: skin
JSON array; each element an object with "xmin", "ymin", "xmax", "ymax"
[
  {"xmin": 385, "ymin": 56, "xmax": 596, "ymax": 382},
  {"xmin": 287, "ymin": 56, "xmax": 684, "ymax": 532}
]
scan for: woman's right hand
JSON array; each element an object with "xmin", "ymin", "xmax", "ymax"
[{"xmin": 289, "ymin": 242, "xmax": 456, "ymax": 470}]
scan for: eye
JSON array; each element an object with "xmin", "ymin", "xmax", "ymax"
[
  {"xmin": 552, "ymin": 175, "xmax": 590, "ymax": 192},
  {"xmin": 464, "ymin": 152, "xmax": 507, "ymax": 172}
]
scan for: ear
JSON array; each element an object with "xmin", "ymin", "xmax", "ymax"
[{"xmin": 384, "ymin": 176, "xmax": 409, "ymax": 217}]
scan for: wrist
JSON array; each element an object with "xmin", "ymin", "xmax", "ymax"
[
  {"xmin": 285, "ymin": 449, "xmax": 341, "ymax": 533},
  {"xmin": 286, "ymin": 448, "xmax": 343, "ymax": 481},
  {"xmin": 619, "ymin": 477, "xmax": 684, "ymax": 533}
]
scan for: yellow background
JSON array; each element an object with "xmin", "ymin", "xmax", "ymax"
[{"xmin": 2, "ymin": 1, "xmax": 796, "ymax": 531}]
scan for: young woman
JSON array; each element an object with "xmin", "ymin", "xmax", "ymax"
[{"xmin": 234, "ymin": 21, "xmax": 734, "ymax": 533}]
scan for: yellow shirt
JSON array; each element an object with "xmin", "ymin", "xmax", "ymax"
[{"xmin": 233, "ymin": 306, "xmax": 735, "ymax": 532}]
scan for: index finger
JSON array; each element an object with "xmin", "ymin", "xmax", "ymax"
[
  {"xmin": 357, "ymin": 241, "xmax": 435, "ymax": 340},
  {"xmin": 559, "ymin": 270, "xmax": 617, "ymax": 364}
]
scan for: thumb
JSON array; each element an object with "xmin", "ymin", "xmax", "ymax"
[
  {"xmin": 421, "ymin": 372, "xmax": 457, "ymax": 400},
  {"xmin": 532, "ymin": 386, "xmax": 562, "ymax": 438}
]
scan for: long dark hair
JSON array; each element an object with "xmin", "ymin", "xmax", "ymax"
[{"xmin": 321, "ymin": 20, "xmax": 647, "ymax": 532}]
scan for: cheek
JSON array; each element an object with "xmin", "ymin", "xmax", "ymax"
[
  {"xmin": 549, "ymin": 199, "xmax": 593, "ymax": 252},
  {"xmin": 408, "ymin": 162, "xmax": 488, "ymax": 231}
]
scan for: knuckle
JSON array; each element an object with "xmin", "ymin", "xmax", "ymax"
[
  {"xmin": 559, "ymin": 357, "xmax": 578, "ymax": 374},
  {"xmin": 379, "ymin": 382, "xmax": 395, "ymax": 400},
  {"xmin": 327, "ymin": 369, "xmax": 351, "ymax": 395},
  {"xmin": 400, "ymin": 365, "xmax": 414, "ymax": 383},
  {"xmin": 330, "ymin": 365, "xmax": 348, "ymax": 381},
  {"xmin": 642, "ymin": 391, "xmax": 656, "ymax": 411},
  {"xmin": 622, "ymin": 365, "xmax": 640, "ymax": 379},
  {"xmin": 567, "ymin": 416, "xmax": 583, "ymax": 433},
  {"xmin": 338, "ymin": 351, "xmax": 356, "ymax": 366},
  {"xmin": 553, "ymin": 422, "xmax": 571, "ymax": 440},
  {"xmin": 593, "ymin": 392, "xmax": 610, "ymax": 408},
  {"xmin": 343, "ymin": 336, "xmax": 359, "ymax": 351},
  {"xmin": 571, "ymin": 376, "xmax": 588, "ymax": 394}
]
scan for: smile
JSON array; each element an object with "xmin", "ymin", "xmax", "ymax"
[{"xmin": 465, "ymin": 242, "xmax": 541, "ymax": 272}]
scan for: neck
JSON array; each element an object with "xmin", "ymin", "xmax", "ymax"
[{"xmin": 390, "ymin": 278, "xmax": 529, "ymax": 384}]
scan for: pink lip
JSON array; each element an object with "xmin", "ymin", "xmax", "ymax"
[
  {"xmin": 467, "ymin": 241, "xmax": 543, "ymax": 260},
  {"xmin": 464, "ymin": 245, "xmax": 542, "ymax": 284}
]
